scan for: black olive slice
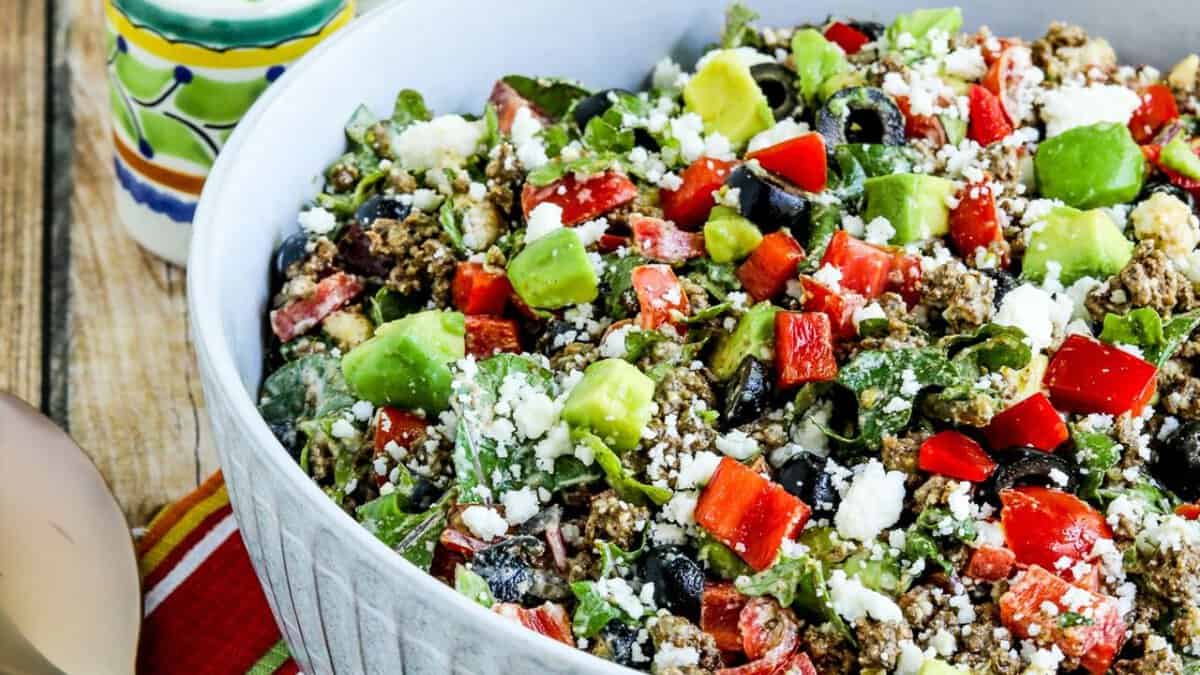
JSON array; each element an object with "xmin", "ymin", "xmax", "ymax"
[
  {"xmin": 1155, "ymin": 420, "xmax": 1200, "ymax": 501},
  {"xmin": 847, "ymin": 20, "xmax": 885, "ymax": 41},
  {"xmin": 750, "ymin": 63, "xmax": 800, "ymax": 121},
  {"xmin": 1139, "ymin": 179, "xmax": 1195, "ymax": 211},
  {"xmin": 983, "ymin": 268, "xmax": 1019, "ymax": 305},
  {"xmin": 355, "ymin": 194, "xmax": 411, "ymax": 228},
  {"xmin": 723, "ymin": 356, "xmax": 774, "ymax": 430},
  {"xmin": 596, "ymin": 621, "xmax": 640, "ymax": 667},
  {"xmin": 725, "ymin": 164, "xmax": 811, "ymax": 234},
  {"xmin": 271, "ymin": 230, "xmax": 310, "ymax": 293},
  {"xmin": 815, "ymin": 86, "xmax": 905, "ymax": 150},
  {"xmin": 335, "ymin": 224, "xmax": 394, "ymax": 278},
  {"xmin": 777, "ymin": 452, "xmax": 841, "ymax": 517},
  {"xmin": 640, "ymin": 546, "xmax": 704, "ymax": 620},
  {"xmin": 981, "ymin": 447, "xmax": 1079, "ymax": 505},
  {"xmin": 472, "ymin": 535, "xmax": 544, "ymax": 603}
]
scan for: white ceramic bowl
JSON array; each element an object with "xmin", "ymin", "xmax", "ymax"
[{"xmin": 189, "ymin": 1, "xmax": 1193, "ymax": 672}]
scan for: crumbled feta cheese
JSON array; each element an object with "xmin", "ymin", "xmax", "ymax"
[
  {"xmin": 1039, "ymin": 84, "xmax": 1142, "ymax": 137},
  {"xmin": 595, "ymin": 577, "xmax": 645, "ymax": 619},
  {"xmin": 525, "ymin": 203, "xmax": 565, "ymax": 242},
  {"xmin": 828, "ymin": 568, "xmax": 905, "ymax": 622},
  {"xmin": 462, "ymin": 505, "xmax": 508, "ymax": 540},
  {"xmin": 652, "ymin": 644, "xmax": 700, "ymax": 670},
  {"xmin": 812, "ymin": 263, "xmax": 843, "ymax": 291},
  {"xmin": 994, "ymin": 283, "xmax": 1069, "ymax": 351},
  {"xmin": 715, "ymin": 429, "xmax": 760, "ymax": 460},
  {"xmin": 943, "ymin": 46, "xmax": 987, "ymax": 80},
  {"xmin": 298, "ymin": 207, "xmax": 336, "ymax": 235},
  {"xmin": 330, "ymin": 418, "xmax": 357, "ymax": 440},
  {"xmin": 652, "ymin": 58, "xmax": 688, "ymax": 91},
  {"xmin": 351, "ymin": 400, "xmax": 374, "ymax": 422},
  {"xmin": 395, "ymin": 114, "xmax": 485, "ymax": 171},
  {"xmin": 501, "ymin": 488, "xmax": 539, "ymax": 526},
  {"xmin": 676, "ymin": 451, "xmax": 722, "ymax": 490},
  {"xmin": 746, "ymin": 118, "xmax": 810, "ymax": 153},
  {"xmin": 864, "ymin": 217, "xmax": 896, "ymax": 245},
  {"xmin": 852, "ymin": 302, "xmax": 887, "ymax": 330},
  {"xmin": 835, "ymin": 460, "xmax": 907, "ymax": 541}
]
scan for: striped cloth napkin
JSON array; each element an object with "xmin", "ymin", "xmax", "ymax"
[{"xmin": 136, "ymin": 472, "xmax": 297, "ymax": 674}]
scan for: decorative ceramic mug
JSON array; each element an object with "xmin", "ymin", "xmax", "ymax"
[{"xmin": 105, "ymin": 0, "xmax": 355, "ymax": 266}]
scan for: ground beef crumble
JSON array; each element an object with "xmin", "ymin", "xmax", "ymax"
[
  {"xmin": 584, "ymin": 491, "xmax": 649, "ymax": 550},
  {"xmin": 920, "ymin": 263, "xmax": 996, "ymax": 333},
  {"xmin": 371, "ymin": 212, "xmax": 457, "ymax": 306},
  {"xmin": 1087, "ymin": 241, "xmax": 1199, "ymax": 320},
  {"xmin": 854, "ymin": 618, "xmax": 913, "ymax": 671},
  {"xmin": 1031, "ymin": 22, "xmax": 1117, "ymax": 83},
  {"xmin": 647, "ymin": 614, "xmax": 722, "ymax": 674}
]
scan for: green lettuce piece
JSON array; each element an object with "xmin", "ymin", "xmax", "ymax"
[
  {"xmin": 576, "ymin": 431, "xmax": 672, "ymax": 506},
  {"xmin": 1100, "ymin": 307, "xmax": 1200, "ymax": 366},
  {"xmin": 735, "ymin": 553, "xmax": 854, "ymax": 643},
  {"xmin": 697, "ymin": 535, "xmax": 753, "ymax": 580},
  {"xmin": 623, "ymin": 330, "xmax": 671, "ymax": 363},
  {"xmin": 344, "ymin": 104, "xmax": 379, "ymax": 145},
  {"xmin": 1071, "ymin": 426, "xmax": 1121, "ymax": 501},
  {"xmin": 356, "ymin": 489, "xmax": 454, "ymax": 570},
  {"xmin": 684, "ymin": 258, "xmax": 742, "ymax": 301},
  {"xmin": 600, "ymin": 254, "xmax": 651, "ymax": 319},
  {"xmin": 886, "ymin": 8, "xmax": 963, "ymax": 58},
  {"xmin": 831, "ymin": 144, "xmax": 918, "ymax": 207},
  {"xmin": 259, "ymin": 354, "xmax": 356, "ymax": 432},
  {"xmin": 570, "ymin": 581, "xmax": 641, "ymax": 638},
  {"xmin": 797, "ymin": 203, "xmax": 842, "ymax": 274},
  {"xmin": 501, "ymin": 75, "xmax": 590, "ymax": 119},
  {"xmin": 834, "ymin": 346, "xmax": 964, "ymax": 448},
  {"xmin": 791, "ymin": 29, "xmax": 848, "ymax": 106},
  {"xmin": 526, "ymin": 153, "xmax": 619, "ymax": 187},
  {"xmin": 941, "ymin": 323, "xmax": 1033, "ymax": 372},
  {"xmin": 719, "ymin": 2, "xmax": 764, "ymax": 49},
  {"xmin": 596, "ymin": 536, "xmax": 646, "ymax": 579},
  {"xmin": 454, "ymin": 564, "xmax": 495, "ymax": 608},
  {"xmin": 839, "ymin": 550, "xmax": 909, "ymax": 595},
  {"xmin": 316, "ymin": 166, "xmax": 386, "ymax": 217},
  {"xmin": 392, "ymin": 89, "xmax": 432, "ymax": 129}
]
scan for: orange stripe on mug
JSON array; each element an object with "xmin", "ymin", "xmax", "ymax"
[{"xmin": 113, "ymin": 131, "xmax": 207, "ymax": 196}]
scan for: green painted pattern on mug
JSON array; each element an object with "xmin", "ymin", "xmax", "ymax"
[
  {"xmin": 139, "ymin": 109, "xmax": 215, "ymax": 168},
  {"xmin": 111, "ymin": 0, "xmax": 344, "ymax": 50},
  {"xmin": 110, "ymin": 80, "xmax": 138, "ymax": 140},
  {"xmin": 114, "ymin": 50, "xmax": 174, "ymax": 100},
  {"xmin": 173, "ymin": 74, "xmax": 269, "ymax": 126}
]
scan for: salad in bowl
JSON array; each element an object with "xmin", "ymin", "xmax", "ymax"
[{"xmin": 255, "ymin": 4, "xmax": 1200, "ymax": 673}]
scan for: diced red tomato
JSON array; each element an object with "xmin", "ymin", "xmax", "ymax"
[
  {"xmin": 464, "ymin": 315, "xmax": 521, "ymax": 358},
  {"xmin": 521, "ymin": 171, "xmax": 638, "ymax": 226},
  {"xmin": 270, "ymin": 272, "xmax": 364, "ymax": 342},
  {"xmin": 631, "ymin": 215, "xmax": 706, "ymax": 263},
  {"xmin": 374, "ymin": 407, "xmax": 428, "ymax": 456},
  {"xmin": 983, "ymin": 46, "xmax": 1034, "ymax": 124},
  {"xmin": 1044, "ymin": 335, "xmax": 1158, "ymax": 416},
  {"xmin": 823, "ymin": 21, "xmax": 871, "ymax": 55},
  {"xmin": 736, "ymin": 231, "xmax": 806, "ymax": 301},
  {"xmin": 1129, "ymin": 84, "xmax": 1180, "ymax": 144},
  {"xmin": 965, "ymin": 544, "xmax": 1017, "ymax": 582},
  {"xmin": 800, "ymin": 278, "xmax": 863, "ymax": 340},
  {"xmin": 487, "ymin": 80, "xmax": 551, "ymax": 134},
  {"xmin": 695, "ymin": 458, "xmax": 812, "ymax": 571},
  {"xmin": 596, "ymin": 233, "xmax": 629, "ymax": 253},
  {"xmin": 492, "ymin": 602, "xmax": 574, "ymax": 646},
  {"xmin": 918, "ymin": 431, "xmax": 998, "ymax": 482},
  {"xmin": 976, "ymin": 34, "xmax": 1018, "ymax": 66},
  {"xmin": 632, "ymin": 264, "xmax": 690, "ymax": 330},
  {"xmin": 439, "ymin": 528, "xmax": 489, "ymax": 556},
  {"xmin": 738, "ymin": 597, "xmax": 800, "ymax": 660},
  {"xmin": 895, "ymin": 95, "xmax": 948, "ymax": 146},
  {"xmin": 999, "ymin": 566, "xmax": 1126, "ymax": 675},
  {"xmin": 775, "ymin": 312, "xmax": 837, "ymax": 389},
  {"xmin": 1177, "ymin": 503, "xmax": 1200, "ymax": 520},
  {"xmin": 1000, "ymin": 486, "xmax": 1112, "ymax": 574},
  {"xmin": 820, "ymin": 231, "xmax": 892, "ymax": 299},
  {"xmin": 968, "ymin": 84, "xmax": 1014, "ymax": 145},
  {"xmin": 702, "ymin": 583, "xmax": 750, "ymax": 653},
  {"xmin": 660, "ymin": 157, "xmax": 738, "ymax": 229},
  {"xmin": 885, "ymin": 250, "xmax": 923, "ymax": 307},
  {"xmin": 717, "ymin": 651, "xmax": 818, "ymax": 675},
  {"xmin": 745, "ymin": 133, "xmax": 828, "ymax": 193},
  {"xmin": 1144, "ymin": 142, "xmax": 1200, "ymax": 194},
  {"xmin": 948, "ymin": 181, "xmax": 1004, "ymax": 263},
  {"xmin": 452, "ymin": 262, "xmax": 512, "ymax": 315},
  {"xmin": 985, "ymin": 393, "xmax": 1068, "ymax": 452}
]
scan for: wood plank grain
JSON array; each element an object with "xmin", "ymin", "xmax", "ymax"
[
  {"xmin": 64, "ymin": 0, "xmax": 219, "ymax": 525},
  {"xmin": 0, "ymin": 0, "xmax": 46, "ymax": 406}
]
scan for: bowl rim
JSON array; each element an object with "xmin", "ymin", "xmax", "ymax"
[{"xmin": 186, "ymin": 2, "xmax": 623, "ymax": 670}]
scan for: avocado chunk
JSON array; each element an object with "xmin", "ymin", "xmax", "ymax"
[
  {"xmin": 342, "ymin": 309, "xmax": 465, "ymax": 412},
  {"xmin": 684, "ymin": 49, "xmax": 775, "ymax": 147},
  {"xmin": 863, "ymin": 173, "xmax": 956, "ymax": 244},
  {"xmin": 1161, "ymin": 136, "xmax": 1200, "ymax": 180},
  {"xmin": 1022, "ymin": 206, "xmax": 1134, "ymax": 285},
  {"xmin": 507, "ymin": 228, "xmax": 598, "ymax": 309},
  {"xmin": 917, "ymin": 659, "xmax": 970, "ymax": 675},
  {"xmin": 791, "ymin": 29, "xmax": 848, "ymax": 106},
  {"xmin": 561, "ymin": 359, "xmax": 655, "ymax": 451},
  {"xmin": 704, "ymin": 206, "xmax": 763, "ymax": 263},
  {"xmin": 711, "ymin": 301, "xmax": 779, "ymax": 381},
  {"xmin": 1035, "ymin": 122, "xmax": 1146, "ymax": 209},
  {"xmin": 886, "ymin": 8, "xmax": 963, "ymax": 56}
]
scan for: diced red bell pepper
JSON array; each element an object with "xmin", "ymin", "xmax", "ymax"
[
  {"xmin": 736, "ymin": 230, "xmax": 806, "ymax": 302},
  {"xmin": 1129, "ymin": 84, "xmax": 1180, "ymax": 144},
  {"xmin": 374, "ymin": 407, "xmax": 428, "ymax": 456},
  {"xmin": 999, "ymin": 566, "xmax": 1126, "ymax": 675},
  {"xmin": 985, "ymin": 393, "xmax": 1068, "ymax": 452},
  {"xmin": 918, "ymin": 431, "xmax": 998, "ymax": 482},
  {"xmin": 976, "ymin": 34, "xmax": 1018, "ymax": 66},
  {"xmin": 738, "ymin": 597, "xmax": 800, "ymax": 661},
  {"xmin": 895, "ymin": 95, "xmax": 948, "ymax": 146},
  {"xmin": 717, "ymin": 651, "xmax": 818, "ymax": 675},
  {"xmin": 1176, "ymin": 503, "xmax": 1200, "ymax": 520},
  {"xmin": 487, "ymin": 80, "xmax": 552, "ymax": 134},
  {"xmin": 745, "ymin": 133, "xmax": 828, "ymax": 193},
  {"xmin": 800, "ymin": 277, "xmax": 863, "ymax": 340},
  {"xmin": 702, "ymin": 583, "xmax": 750, "ymax": 653},
  {"xmin": 775, "ymin": 312, "xmax": 837, "ymax": 389},
  {"xmin": 631, "ymin": 215, "xmax": 706, "ymax": 263},
  {"xmin": 1000, "ymin": 486, "xmax": 1113, "ymax": 574},
  {"xmin": 1144, "ymin": 142, "xmax": 1200, "ymax": 194},
  {"xmin": 270, "ymin": 272, "xmax": 364, "ymax": 342},
  {"xmin": 464, "ymin": 315, "xmax": 521, "ymax": 358},
  {"xmin": 631, "ymin": 264, "xmax": 691, "ymax": 331},
  {"xmin": 968, "ymin": 84, "xmax": 1014, "ymax": 145},
  {"xmin": 452, "ymin": 262, "xmax": 512, "ymax": 315},
  {"xmin": 660, "ymin": 157, "xmax": 738, "ymax": 229},
  {"xmin": 695, "ymin": 457, "xmax": 812, "ymax": 571},
  {"xmin": 983, "ymin": 46, "xmax": 1033, "ymax": 124},
  {"xmin": 948, "ymin": 181, "xmax": 1004, "ymax": 262},
  {"xmin": 492, "ymin": 602, "xmax": 574, "ymax": 647},
  {"xmin": 1044, "ymin": 335, "xmax": 1158, "ymax": 416},
  {"xmin": 521, "ymin": 171, "xmax": 638, "ymax": 226},
  {"xmin": 886, "ymin": 250, "xmax": 923, "ymax": 307},
  {"xmin": 596, "ymin": 233, "xmax": 629, "ymax": 253},
  {"xmin": 439, "ymin": 528, "xmax": 489, "ymax": 556},
  {"xmin": 820, "ymin": 231, "xmax": 893, "ymax": 299},
  {"xmin": 965, "ymin": 544, "xmax": 1017, "ymax": 582},
  {"xmin": 823, "ymin": 21, "xmax": 871, "ymax": 55}
]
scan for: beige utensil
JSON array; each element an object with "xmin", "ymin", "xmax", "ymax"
[{"xmin": 0, "ymin": 393, "xmax": 140, "ymax": 675}]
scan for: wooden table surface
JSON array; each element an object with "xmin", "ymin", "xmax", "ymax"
[{"xmin": 2, "ymin": 0, "xmax": 218, "ymax": 525}]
